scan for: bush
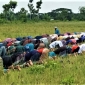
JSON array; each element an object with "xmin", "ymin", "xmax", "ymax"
[{"xmin": 0, "ymin": 19, "xmax": 10, "ymax": 24}]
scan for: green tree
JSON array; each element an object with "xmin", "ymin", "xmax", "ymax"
[
  {"xmin": 9, "ymin": 0, "xmax": 17, "ymax": 21},
  {"xmin": 28, "ymin": 0, "xmax": 34, "ymax": 19},
  {"xmin": 2, "ymin": 0, "xmax": 17, "ymax": 21},
  {"xmin": 51, "ymin": 8, "xmax": 73, "ymax": 21},
  {"xmin": 79, "ymin": 6, "xmax": 85, "ymax": 21},
  {"xmin": 36, "ymin": 0, "xmax": 42, "ymax": 19},
  {"xmin": 28, "ymin": 0, "xmax": 42, "ymax": 20},
  {"xmin": 17, "ymin": 8, "xmax": 28, "ymax": 22},
  {"xmin": 2, "ymin": 4, "xmax": 10, "ymax": 20},
  {"xmin": 79, "ymin": 6, "xmax": 85, "ymax": 14},
  {"xmin": 9, "ymin": 0, "xmax": 17, "ymax": 12},
  {"xmin": 29, "ymin": 0, "xmax": 33, "ymax": 3}
]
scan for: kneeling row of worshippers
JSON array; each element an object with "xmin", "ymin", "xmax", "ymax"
[
  {"xmin": 0, "ymin": 42, "xmax": 85, "ymax": 72},
  {"xmin": 0, "ymin": 42, "xmax": 49, "ymax": 71},
  {"xmin": 0, "ymin": 34, "xmax": 85, "ymax": 72}
]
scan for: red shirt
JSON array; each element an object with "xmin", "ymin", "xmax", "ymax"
[
  {"xmin": 37, "ymin": 48, "xmax": 44, "ymax": 54},
  {"xmin": 72, "ymin": 45, "xmax": 79, "ymax": 52},
  {"xmin": 7, "ymin": 42, "xmax": 13, "ymax": 47}
]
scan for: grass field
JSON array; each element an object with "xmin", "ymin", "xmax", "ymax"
[
  {"xmin": 0, "ymin": 21, "xmax": 85, "ymax": 84},
  {"xmin": 0, "ymin": 21, "xmax": 85, "ymax": 40}
]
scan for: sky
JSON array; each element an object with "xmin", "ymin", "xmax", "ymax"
[{"xmin": 0, "ymin": 0, "xmax": 85, "ymax": 13}]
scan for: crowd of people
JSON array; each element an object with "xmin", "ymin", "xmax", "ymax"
[{"xmin": 0, "ymin": 27, "xmax": 85, "ymax": 72}]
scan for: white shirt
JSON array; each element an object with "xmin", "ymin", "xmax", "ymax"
[
  {"xmin": 78, "ymin": 44, "xmax": 85, "ymax": 53},
  {"xmin": 49, "ymin": 41, "xmax": 63, "ymax": 48},
  {"xmin": 63, "ymin": 35, "xmax": 68, "ymax": 39},
  {"xmin": 50, "ymin": 34, "xmax": 58, "ymax": 39},
  {"xmin": 80, "ymin": 32, "xmax": 85, "ymax": 36},
  {"xmin": 40, "ymin": 37, "xmax": 48, "ymax": 43}
]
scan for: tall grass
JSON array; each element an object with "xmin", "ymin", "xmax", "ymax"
[
  {"xmin": 0, "ymin": 55, "xmax": 85, "ymax": 84},
  {"xmin": 0, "ymin": 21, "xmax": 85, "ymax": 40},
  {"xmin": 0, "ymin": 21, "xmax": 85, "ymax": 84}
]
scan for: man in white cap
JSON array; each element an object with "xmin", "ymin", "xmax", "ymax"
[{"xmin": 54, "ymin": 27, "xmax": 60, "ymax": 35}]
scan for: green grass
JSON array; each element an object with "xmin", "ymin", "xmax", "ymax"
[
  {"xmin": 0, "ymin": 55, "xmax": 85, "ymax": 84},
  {"xmin": 0, "ymin": 21, "xmax": 85, "ymax": 40},
  {"xmin": 0, "ymin": 21, "xmax": 85, "ymax": 84}
]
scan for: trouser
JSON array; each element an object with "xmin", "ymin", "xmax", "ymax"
[
  {"xmin": 13, "ymin": 52, "xmax": 25, "ymax": 65},
  {"xmin": 59, "ymin": 50, "xmax": 67, "ymax": 57},
  {"xmin": 2, "ymin": 55, "xmax": 12, "ymax": 69},
  {"xmin": 30, "ymin": 52, "xmax": 41, "ymax": 62}
]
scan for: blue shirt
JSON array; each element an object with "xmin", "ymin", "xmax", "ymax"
[
  {"xmin": 25, "ymin": 43, "xmax": 34, "ymax": 52},
  {"xmin": 55, "ymin": 28, "xmax": 60, "ymax": 35},
  {"xmin": 49, "ymin": 51, "xmax": 56, "ymax": 57}
]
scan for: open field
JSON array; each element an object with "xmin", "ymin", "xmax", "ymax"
[
  {"xmin": 0, "ymin": 21, "xmax": 85, "ymax": 40},
  {"xmin": 0, "ymin": 21, "xmax": 85, "ymax": 84},
  {"xmin": 0, "ymin": 55, "xmax": 85, "ymax": 84}
]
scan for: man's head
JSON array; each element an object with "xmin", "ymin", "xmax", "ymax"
[{"xmin": 54, "ymin": 27, "xmax": 57, "ymax": 30}]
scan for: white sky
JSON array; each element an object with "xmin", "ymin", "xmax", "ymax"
[{"xmin": 0, "ymin": 0, "xmax": 85, "ymax": 13}]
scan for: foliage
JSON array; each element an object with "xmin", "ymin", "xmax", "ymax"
[
  {"xmin": 9, "ymin": 1, "xmax": 17, "ymax": 11},
  {"xmin": 79, "ymin": 6, "xmax": 85, "ymax": 14},
  {"xmin": 2, "ymin": 1, "xmax": 17, "ymax": 21},
  {"xmin": 28, "ymin": 0, "xmax": 42, "ymax": 20},
  {"xmin": 1, "ymin": 0, "xmax": 85, "ymax": 22}
]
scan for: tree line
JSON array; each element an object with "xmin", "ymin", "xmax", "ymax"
[{"xmin": 0, "ymin": 0, "xmax": 85, "ymax": 23}]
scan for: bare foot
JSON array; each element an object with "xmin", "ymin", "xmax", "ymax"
[
  {"xmin": 16, "ymin": 65, "xmax": 21, "ymax": 71},
  {"xmin": 25, "ymin": 63, "xmax": 30, "ymax": 67},
  {"xmin": 29, "ymin": 60, "xmax": 33, "ymax": 66}
]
